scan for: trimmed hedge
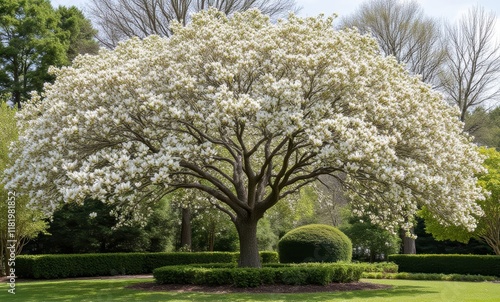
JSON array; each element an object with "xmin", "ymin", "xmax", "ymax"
[
  {"xmin": 154, "ymin": 263, "xmax": 364, "ymax": 287},
  {"xmin": 16, "ymin": 251, "xmax": 278, "ymax": 279},
  {"xmin": 388, "ymin": 254, "xmax": 500, "ymax": 277},
  {"xmin": 279, "ymin": 224, "xmax": 352, "ymax": 263}
]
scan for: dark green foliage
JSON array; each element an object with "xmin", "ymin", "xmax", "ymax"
[
  {"xmin": 341, "ymin": 218, "xmax": 401, "ymax": 262},
  {"xmin": 0, "ymin": 0, "xmax": 98, "ymax": 108},
  {"xmin": 153, "ymin": 263, "xmax": 364, "ymax": 287},
  {"xmin": 278, "ymin": 224, "xmax": 352, "ymax": 263},
  {"xmin": 56, "ymin": 6, "xmax": 99, "ymax": 61},
  {"xmin": 260, "ymin": 251, "xmax": 279, "ymax": 263},
  {"xmin": 388, "ymin": 254, "xmax": 500, "ymax": 277},
  {"xmin": 414, "ymin": 217, "xmax": 493, "ymax": 254},
  {"xmin": 231, "ymin": 268, "xmax": 262, "ymax": 287},
  {"xmin": 25, "ymin": 199, "xmax": 171, "ymax": 254},
  {"xmin": 16, "ymin": 251, "xmax": 278, "ymax": 279}
]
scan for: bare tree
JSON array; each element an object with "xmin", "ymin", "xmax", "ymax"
[
  {"xmin": 340, "ymin": 0, "xmax": 446, "ymax": 86},
  {"xmin": 88, "ymin": 0, "xmax": 297, "ymax": 48},
  {"xmin": 440, "ymin": 6, "xmax": 500, "ymax": 122},
  {"xmin": 315, "ymin": 174, "xmax": 348, "ymax": 227}
]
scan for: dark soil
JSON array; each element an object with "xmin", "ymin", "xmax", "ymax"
[{"xmin": 126, "ymin": 281, "xmax": 392, "ymax": 294}]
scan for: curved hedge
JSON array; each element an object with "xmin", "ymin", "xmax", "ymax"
[
  {"xmin": 388, "ymin": 254, "xmax": 500, "ymax": 277},
  {"xmin": 278, "ymin": 224, "xmax": 352, "ymax": 263},
  {"xmin": 154, "ymin": 263, "xmax": 364, "ymax": 287}
]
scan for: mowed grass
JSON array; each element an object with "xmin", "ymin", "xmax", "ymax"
[{"xmin": 1, "ymin": 277, "xmax": 499, "ymax": 302}]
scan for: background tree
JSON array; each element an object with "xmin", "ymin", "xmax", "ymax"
[
  {"xmin": 340, "ymin": 0, "xmax": 446, "ymax": 86},
  {"xmin": 88, "ymin": 0, "xmax": 298, "ymax": 48},
  {"xmin": 5, "ymin": 10, "xmax": 485, "ymax": 268},
  {"xmin": 464, "ymin": 107, "xmax": 500, "ymax": 149},
  {"xmin": 56, "ymin": 5, "xmax": 99, "ymax": 61},
  {"xmin": 0, "ymin": 0, "xmax": 98, "ymax": 108},
  {"xmin": 439, "ymin": 6, "xmax": 500, "ymax": 122},
  {"xmin": 0, "ymin": 0, "xmax": 67, "ymax": 108},
  {"xmin": 314, "ymin": 174, "xmax": 348, "ymax": 227},
  {"xmin": 341, "ymin": 213, "xmax": 401, "ymax": 262},
  {"xmin": 0, "ymin": 103, "xmax": 47, "ymax": 276},
  {"xmin": 24, "ymin": 198, "xmax": 172, "ymax": 254}
]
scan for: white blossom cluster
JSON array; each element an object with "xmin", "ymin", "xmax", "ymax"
[{"xmin": 4, "ymin": 9, "xmax": 484, "ymax": 232}]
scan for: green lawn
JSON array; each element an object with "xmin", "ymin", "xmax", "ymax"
[{"xmin": 1, "ymin": 277, "xmax": 499, "ymax": 302}]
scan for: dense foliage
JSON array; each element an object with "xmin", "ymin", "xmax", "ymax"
[
  {"xmin": 278, "ymin": 224, "xmax": 352, "ymax": 263},
  {"xmin": 0, "ymin": 0, "xmax": 98, "ymax": 108},
  {"xmin": 4, "ymin": 9, "xmax": 485, "ymax": 267},
  {"xmin": 154, "ymin": 263, "xmax": 363, "ymax": 287},
  {"xmin": 341, "ymin": 217, "xmax": 401, "ymax": 262},
  {"xmin": 24, "ymin": 198, "xmax": 171, "ymax": 254},
  {"xmin": 15, "ymin": 251, "xmax": 278, "ymax": 279}
]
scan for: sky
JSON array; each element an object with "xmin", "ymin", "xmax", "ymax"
[{"xmin": 50, "ymin": 0, "xmax": 500, "ymax": 22}]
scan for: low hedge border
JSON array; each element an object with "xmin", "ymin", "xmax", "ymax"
[
  {"xmin": 388, "ymin": 254, "xmax": 500, "ymax": 277},
  {"xmin": 363, "ymin": 272, "xmax": 499, "ymax": 282},
  {"xmin": 16, "ymin": 251, "xmax": 279, "ymax": 279},
  {"xmin": 153, "ymin": 263, "xmax": 364, "ymax": 287}
]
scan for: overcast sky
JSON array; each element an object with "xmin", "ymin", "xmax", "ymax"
[
  {"xmin": 50, "ymin": 0, "xmax": 500, "ymax": 21},
  {"xmin": 50, "ymin": 0, "xmax": 500, "ymax": 41}
]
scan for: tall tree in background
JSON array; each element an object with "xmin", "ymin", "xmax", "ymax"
[
  {"xmin": 88, "ymin": 0, "xmax": 297, "ymax": 48},
  {"xmin": 340, "ymin": 0, "xmax": 446, "ymax": 87},
  {"xmin": 440, "ymin": 6, "xmax": 500, "ymax": 123},
  {"xmin": 0, "ymin": 0, "xmax": 98, "ymax": 108},
  {"xmin": 0, "ymin": 0, "xmax": 67, "ymax": 108},
  {"xmin": 56, "ymin": 5, "xmax": 99, "ymax": 61}
]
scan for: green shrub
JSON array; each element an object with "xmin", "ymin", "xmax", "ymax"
[
  {"xmin": 354, "ymin": 262, "xmax": 398, "ymax": 273},
  {"xmin": 232, "ymin": 268, "xmax": 262, "ymax": 287},
  {"xmin": 260, "ymin": 251, "xmax": 279, "ymax": 264},
  {"xmin": 278, "ymin": 224, "xmax": 352, "ymax": 263},
  {"xmin": 388, "ymin": 254, "xmax": 500, "ymax": 277},
  {"xmin": 153, "ymin": 263, "xmax": 364, "ymax": 287},
  {"xmin": 16, "ymin": 251, "xmax": 278, "ymax": 279}
]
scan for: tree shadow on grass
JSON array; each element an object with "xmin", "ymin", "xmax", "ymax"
[{"xmin": 217, "ymin": 285, "xmax": 437, "ymax": 302}]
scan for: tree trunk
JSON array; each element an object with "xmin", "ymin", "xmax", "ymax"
[
  {"xmin": 401, "ymin": 228, "xmax": 416, "ymax": 254},
  {"xmin": 180, "ymin": 208, "xmax": 191, "ymax": 250},
  {"xmin": 208, "ymin": 223, "xmax": 215, "ymax": 252},
  {"xmin": 235, "ymin": 218, "xmax": 261, "ymax": 268}
]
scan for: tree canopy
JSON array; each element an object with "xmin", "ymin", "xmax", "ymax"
[{"xmin": 4, "ymin": 9, "xmax": 485, "ymax": 267}]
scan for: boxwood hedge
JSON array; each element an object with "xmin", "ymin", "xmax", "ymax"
[
  {"xmin": 16, "ymin": 251, "xmax": 278, "ymax": 279},
  {"xmin": 278, "ymin": 224, "xmax": 352, "ymax": 263},
  {"xmin": 153, "ymin": 263, "xmax": 364, "ymax": 287}
]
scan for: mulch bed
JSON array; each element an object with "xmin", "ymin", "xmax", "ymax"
[
  {"xmin": 126, "ymin": 281, "xmax": 392, "ymax": 293},
  {"xmin": 1, "ymin": 274, "xmax": 392, "ymax": 293}
]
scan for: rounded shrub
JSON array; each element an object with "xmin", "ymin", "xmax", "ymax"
[{"xmin": 278, "ymin": 224, "xmax": 352, "ymax": 263}]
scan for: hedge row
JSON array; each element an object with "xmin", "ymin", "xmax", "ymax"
[
  {"xmin": 16, "ymin": 251, "xmax": 278, "ymax": 279},
  {"xmin": 388, "ymin": 254, "xmax": 500, "ymax": 277},
  {"xmin": 154, "ymin": 263, "xmax": 364, "ymax": 287}
]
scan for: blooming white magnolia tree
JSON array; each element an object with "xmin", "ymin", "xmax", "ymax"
[{"xmin": 5, "ymin": 9, "xmax": 485, "ymax": 267}]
